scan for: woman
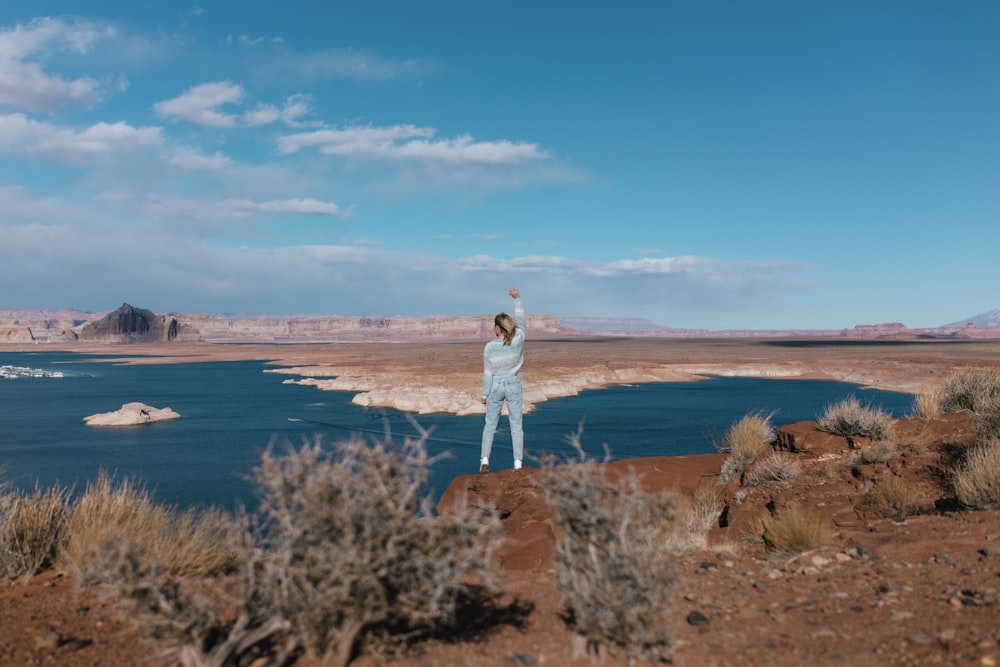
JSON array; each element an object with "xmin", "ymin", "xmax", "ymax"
[{"xmin": 480, "ymin": 286, "xmax": 525, "ymax": 473}]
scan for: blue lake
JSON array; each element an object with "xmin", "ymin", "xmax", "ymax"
[{"xmin": 0, "ymin": 351, "xmax": 916, "ymax": 510}]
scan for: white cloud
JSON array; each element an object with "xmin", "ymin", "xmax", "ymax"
[
  {"xmin": 169, "ymin": 149, "xmax": 232, "ymax": 172},
  {"xmin": 241, "ymin": 94, "xmax": 314, "ymax": 127},
  {"xmin": 225, "ymin": 198, "xmax": 347, "ymax": 216},
  {"xmin": 31, "ymin": 121, "xmax": 163, "ymax": 160},
  {"xmin": 154, "ymin": 81, "xmax": 244, "ymax": 128},
  {"xmin": 264, "ymin": 47, "xmax": 432, "ymax": 83},
  {"xmin": 0, "ymin": 112, "xmax": 52, "ymax": 151},
  {"xmin": 0, "ymin": 187, "xmax": 814, "ymax": 321},
  {"xmin": 0, "ymin": 113, "xmax": 163, "ymax": 163},
  {"xmin": 0, "ymin": 17, "xmax": 119, "ymax": 112},
  {"xmin": 277, "ymin": 124, "xmax": 548, "ymax": 165}
]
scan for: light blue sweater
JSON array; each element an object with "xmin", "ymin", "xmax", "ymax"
[{"xmin": 481, "ymin": 297, "xmax": 525, "ymax": 400}]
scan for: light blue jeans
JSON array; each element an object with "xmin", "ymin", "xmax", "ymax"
[{"xmin": 481, "ymin": 375, "xmax": 524, "ymax": 464}]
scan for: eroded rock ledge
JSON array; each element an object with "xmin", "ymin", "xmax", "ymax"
[{"xmin": 267, "ymin": 360, "xmax": 916, "ymax": 417}]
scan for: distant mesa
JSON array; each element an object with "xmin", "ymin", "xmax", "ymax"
[
  {"xmin": 4, "ymin": 302, "xmax": 1000, "ymax": 343},
  {"xmin": 83, "ymin": 401, "xmax": 182, "ymax": 427}
]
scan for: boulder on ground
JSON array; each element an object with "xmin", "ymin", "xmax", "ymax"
[{"xmin": 83, "ymin": 402, "xmax": 181, "ymax": 427}]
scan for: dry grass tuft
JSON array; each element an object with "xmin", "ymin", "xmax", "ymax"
[
  {"xmin": 716, "ymin": 411, "xmax": 775, "ymax": 484},
  {"xmin": 952, "ymin": 436, "xmax": 1000, "ymax": 510},
  {"xmin": 688, "ymin": 481, "xmax": 724, "ymax": 532},
  {"xmin": 760, "ymin": 504, "xmax": 831, "ymax": 555},
  {"xmin": 743, "ymin": 452, "xmax": 803, "ymax": 487},
  {"xmin": 817, "ymin": 395, "xmax": 895, "ymax": 440},
  {"xmin": 910, "ymin": 389, "xmax": 941, "ymax": 420},
  {"xmin": 61, "ymin": 471, "xmax": 240, "ymax": 583},
  {"xmin": 0, "ymin": 483, "xmax": 69, "ymax": 580},
  {"xmin": 539, "ymin": 438, "xmax": 680, "ymax": 665},
  {"xmin": 865, "ymin": 476, "xmax": 919, "ymax": 521}
]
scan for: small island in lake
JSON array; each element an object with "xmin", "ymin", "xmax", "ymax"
[{"xmin": 83, "ymin": 402, "xmax": 182, "ymax": 427}]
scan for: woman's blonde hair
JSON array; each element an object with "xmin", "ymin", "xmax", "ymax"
[{"xmin": 495, "ymin": 313, "xmax": 516, "ymax": 346}]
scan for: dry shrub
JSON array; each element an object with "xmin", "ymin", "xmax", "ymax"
[
  {"xmin": 110, "ymin": 431, "xmax": 496, "ymax": 667},
  {"xmin": 62, "ymin": 471, "xmax": 240, "ymax": 583},
  {"xmin": 938, "ymin": 369, "xmax": 1000, "ymax": 438},
  {"xmin": 857, "ymin": 440, "xmax": 898, "ymax": 465},
  {"xmin": 108, "ymin": 526, "xmax": 297, "ymax": 667},
  {"xmin": 0, "ymin": 483, "xmax": 69, "ymax": 580},
  {"xmin": 939, "ymin": 368, "xmax": 1000, "ymax": 414},
  {"xmin": 976, "ymin": 408, "xmax": 1000, "ymax": 440},
  {"xmin": 255, "ymin": 435, "xmax": 500, "ymax": 667},
  {"xmin": 743, "ymin": 452, "xmax": 803, "ymax": 487},
  {"xmin": 539, "ymin": 448, "xmax": 680, "ymax": 666},
  {"xmin": 866, "ymin": 476, "xmax": 919, "ymax": 521},
  {"xmin": 716, "ymin": 411, "xmax": 775, "ymax": 484},
  {"xmin": 910, "ymin": 389, "xmax": 941, "ymax": 420},
  {"xmin": 760, "ymin": 504, "xmax": 831, "ymax": 555},
  {"xmin": 817, "ymin": 396, "xmax": 895, "ymax": 441},
  {"xmin": 952, "ymin": 436, "xmax": 1000, "ymax": 510}
]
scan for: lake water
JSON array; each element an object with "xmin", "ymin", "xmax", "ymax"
[{"xmin": 0, "ymin": 351, "xmax": 916, "ymax": 510}]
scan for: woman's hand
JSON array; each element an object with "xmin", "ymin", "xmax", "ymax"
[{"xmin": 508, "ymin": 286, "xmax": 520, "ymax": 299}]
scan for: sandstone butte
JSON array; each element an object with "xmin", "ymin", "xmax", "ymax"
[{"xmin": 2, "ymin": 333, "xmax": 1000, "ymax": 666}]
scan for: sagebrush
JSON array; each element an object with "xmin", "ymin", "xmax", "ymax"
[
  {"xmin": 817, "ymin": 396, "xmax": 895, "ymax": 440},
  {"xmin": 110, "ymin": 432, "xmax": 501, "ymax": 667},
  {"xmin": 539, "ymin": 444, "xmax": 680, "ymax": 666},
  {"xmin": 952, "ymin": 436, "xmax": 1000, "ymax": 510},
  {"xmin": 938, "ymin": 368, "xmax": 1000, "ymax": 414},
  {"xmin": 254, "ymin": 435, "xmax": 500, "ymax": 667},
  {"xmin": 938, "ymin": 369, "xmax": 1000, "ymax": 438},
  {"xmin": 743, "ymin": 452, "xmax": 802, "ymax": 487}
]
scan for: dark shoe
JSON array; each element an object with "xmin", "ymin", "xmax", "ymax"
[{"xmin": 480, "ymin": 463, "xmax": 489, "ymax": 474}]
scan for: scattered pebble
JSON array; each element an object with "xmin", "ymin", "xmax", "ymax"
[{"xmin": 687, "ymin": 610, "xmax": 710, "ymax": 626}]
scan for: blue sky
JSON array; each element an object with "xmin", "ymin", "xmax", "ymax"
[{"xmin": 1, "ymin": 2, "xmax": 997, "ymax": 330}]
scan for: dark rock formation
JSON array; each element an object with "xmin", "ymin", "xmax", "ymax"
[{"xmin": 77, "ymin": 303, "xmax": 189, "ymax": 343}]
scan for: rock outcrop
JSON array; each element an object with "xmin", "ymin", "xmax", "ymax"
[
  {"xmin": 83, "ymin": 402, "xmax": 181, "ymax": 426},
  {"xmin": 437, "ymin": 454, "xmax": 727, "ymax": 571},
  {"xmin": 77, "ymin": 303, "xmax": 197, "ymax": 343},
  {"xmin": 0, "ymin": 326, "xmax": 34, "ymax": 343}
]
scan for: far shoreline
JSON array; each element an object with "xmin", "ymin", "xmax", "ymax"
[{"xmin": 4, "ymin": 337, "xmax": 1000, "ymax": 416}]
